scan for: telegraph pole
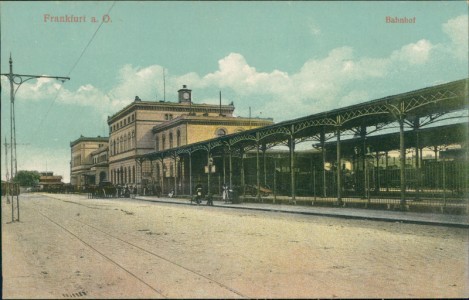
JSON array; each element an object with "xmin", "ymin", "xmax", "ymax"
[
  {"xmin": 1, "ymin": 55, "xmax": 70, "ymax": 222},
  {"xmin": 4, "ymin": 137, "xmax": 10, "ymax": 205}
]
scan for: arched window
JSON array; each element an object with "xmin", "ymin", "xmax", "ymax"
[
  {"xmin": 177, "ymin": 130, "xmax": 181, "ymax": 147},
  {"xmin": 127, "ymin": 132, "xmax": 131, "ymax": 150},
  {"xmin": 155, "ymin": 136, "xmax": 159, "ymax": 151},
  {"xmin": 162, "ymin": 134, "xmax": 166, "ymax": 150},
  {"xmin": 131, "ymin": 130, "xmax": 135, "ymax": 149},
  {"xmin": 169, "ymin": 132, "xmax": 173, "ymax": 148},
  {"xmin": 120, "ymin": 136, "xmax": 123, "ymax": 153},
  {"xmin": 124, "ymin": 135, "xmax": 127, "ymax": 151},
  {"xmin": 116, "ymin": 139, "xmax": 120, "ymax": 154},
  {"xmin": 216, "ymin": 128, "xmax": 227, "ymax": 137}
]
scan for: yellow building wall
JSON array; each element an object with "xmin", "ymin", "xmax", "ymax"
[{"xmin": 186, "ymin": 124, "xmax": 247, "ymax": 145}]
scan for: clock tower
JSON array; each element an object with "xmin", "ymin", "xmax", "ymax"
[{"xmin": 178, "ymin": 85, "xmax": 192, "ymax": 104}]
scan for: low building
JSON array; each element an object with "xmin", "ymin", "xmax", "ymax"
[
  {"xmin": 38, "ymin": 172, "xmax": 64, "ymax": 191},
  {"xmin": 70, "ymin": 136, "xmax": 109, "ymax": 188}
]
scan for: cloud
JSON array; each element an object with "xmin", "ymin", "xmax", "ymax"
[
  {"xmin": 390, "ymin": 39, "xmax": 433, "ymax": 65},
  {"xmin": 202, "ymin": 53, "xmax": 291, "ymax": 96},
  {"xmin": 442, "ymin": 14, "xmax": 468, "ymax": 60},
  {"xmin": 1, "ymin": 76, "xmax": 62, "ymax": 101},
  {"xmin": 3, "ymin": 14, "xmax": 464, "ymax": 125},
  {"xmin": 109, "ymin": 64, "xmax": 163, "ymax": 101}
]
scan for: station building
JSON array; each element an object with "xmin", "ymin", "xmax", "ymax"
[
  {"xmin": 108, "ymin": 85, "xmax": 273, "ymax": 191},
  {"xmin": 71, "ymin": 85, "xmax": 273, "ymax": 191}
]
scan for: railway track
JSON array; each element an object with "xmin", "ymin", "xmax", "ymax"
[{"xmin": 29, "ymin": 195, "xmax": 246, "ymax": 299}]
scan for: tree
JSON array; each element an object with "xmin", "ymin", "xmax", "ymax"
[{"xmin": 13, "ymin": 170, "xmax": 40, "ymax": 187}]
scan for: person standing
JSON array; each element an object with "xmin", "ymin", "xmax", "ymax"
[{"xmin": 222, "ymin": 183, "xmax": 229, "ymax": 203}]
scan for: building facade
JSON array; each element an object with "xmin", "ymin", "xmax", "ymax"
[
  {"xmin": 148, "ymin": 114, "xmax": 274, "ymax": 194},
  {"xmin": 106, "ymin": 85, "xmax": 273, "ymax": 190},
  {"xmin": 90, "ymin": 145, "xmax": 109, "ymax": 184},
  {"xmin": 38, "ymin": 171, "xmax": 64, "ymax": 191},
  {"xmin": 70, "ymin": 136, "xmax": 109, "ymax": 188}
]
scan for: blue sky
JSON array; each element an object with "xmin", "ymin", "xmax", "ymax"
[{"xmin": 1, "ymin": 1, "xmax": 468, "ymax": 182}]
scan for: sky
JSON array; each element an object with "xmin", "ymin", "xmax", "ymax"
[{"xmin": 1, "ymin": 1, "xmax": 468, "ymax": 183}]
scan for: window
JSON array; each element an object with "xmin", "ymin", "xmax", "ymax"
[
  {"xmin": 169, "ymin": 132, "xmax": 173, "ymax": 148},
  {"xmin": 177, "ymin": 130, "xmax": 181, "ymax": 147},
  {"xmin": 155, "ymin": 136, "xmax": 159, "ymax": 151},
  {"xmin": 162, "ymin": 134, "xmax": 166, "ymax": 150},
  {"xmin": 216, "ymin": 128, "xmax": 227, "ymax": 137},
  {"xmin": 127, "ymin": 132, "xmax": 131, "ymax": 150}
]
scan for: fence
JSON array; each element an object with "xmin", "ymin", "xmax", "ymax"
[{"xmin": 246, "ymin": 159, "xmax": 468, "ymax": 213}]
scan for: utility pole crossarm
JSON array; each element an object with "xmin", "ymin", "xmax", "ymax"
[{"xmin": 0, "ymin": 73, "xmax": 70, "ymax": 81}]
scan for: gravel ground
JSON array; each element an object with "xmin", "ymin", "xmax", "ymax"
[{"xmin": 2, "ymin": 193, "xmax": 468, "ymax": 299}]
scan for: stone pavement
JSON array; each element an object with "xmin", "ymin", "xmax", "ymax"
[{"xmin": 134, "ymin": 195, "xmax": 469, "ymax": 228}]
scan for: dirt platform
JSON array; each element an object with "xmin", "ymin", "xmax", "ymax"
[{"xmin": 2, "ymin": 193, "xmax": 468, "ymax": 298}]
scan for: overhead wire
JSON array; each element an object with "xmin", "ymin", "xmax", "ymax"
[{"xmin": 33, "ymin": 1, "xmax": 116, "ymax": 137}]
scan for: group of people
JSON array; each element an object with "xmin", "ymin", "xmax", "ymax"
[
  {"xmin": 124, "ymin": 183, "xmax": 237, "ymax": 205},
  {"xmin": 222, "ymin": 184, "xmax": 239, "ymax": 203},
  {"xmin": 116, "ymin": 185, "xmax": 137, "ymax": 198}
]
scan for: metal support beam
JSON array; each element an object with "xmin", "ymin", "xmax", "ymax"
[
  {"xmin": 207, "ymin": 150, "xmax": 211, "ymax": 197},
  {"xmin": 399, "ymin": 119, "xmax": 407, "ymax": 209},
  {"xmin": 262, "ymin": 144, "xmax": 267, "ymax": 187},
  {"xmin": 361, "ymin": 126, "xmax": 367, "ymax": 198},
  {"xmin": 256, "ymin": 136, "xmax": 261, "ymax": 202},
  {"xmin": 159, "ymin": 157, "xmax": 165, "ymax": 195},
  {"xmin": 240, "ymin": 148, "xmax": 245, "ymax": 194},
  {"xmin": 289, "ymin": 126, "xmax": 296, "ymax": 203},
  {"xmin": 413, "ymin": 118, "xmax": 421, "ymax": 200},
  {"xmin": 320, "ymin": 130, "xmax": 327, "ymax": 198},
  {"xmin": 228, "ymin": 145, "xmax": 233, "ymax": 189},
  {"xmin": 273, "ymin": 158, "xmax": 277, "ymax": 203},
  {"xmin": 189, "ymin": 153, "xmax": 193, "ymax": 197},
  {"xmin": 336, "ymin": 125, "xmax": 343, "ymax": 205},
  {"xmin": 173, "ymin": 153, "xmax": 177, "ymax": 195},
  {"xmin": 222, "ymin": 150, "xmax": 226, "ymax": 185}
]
